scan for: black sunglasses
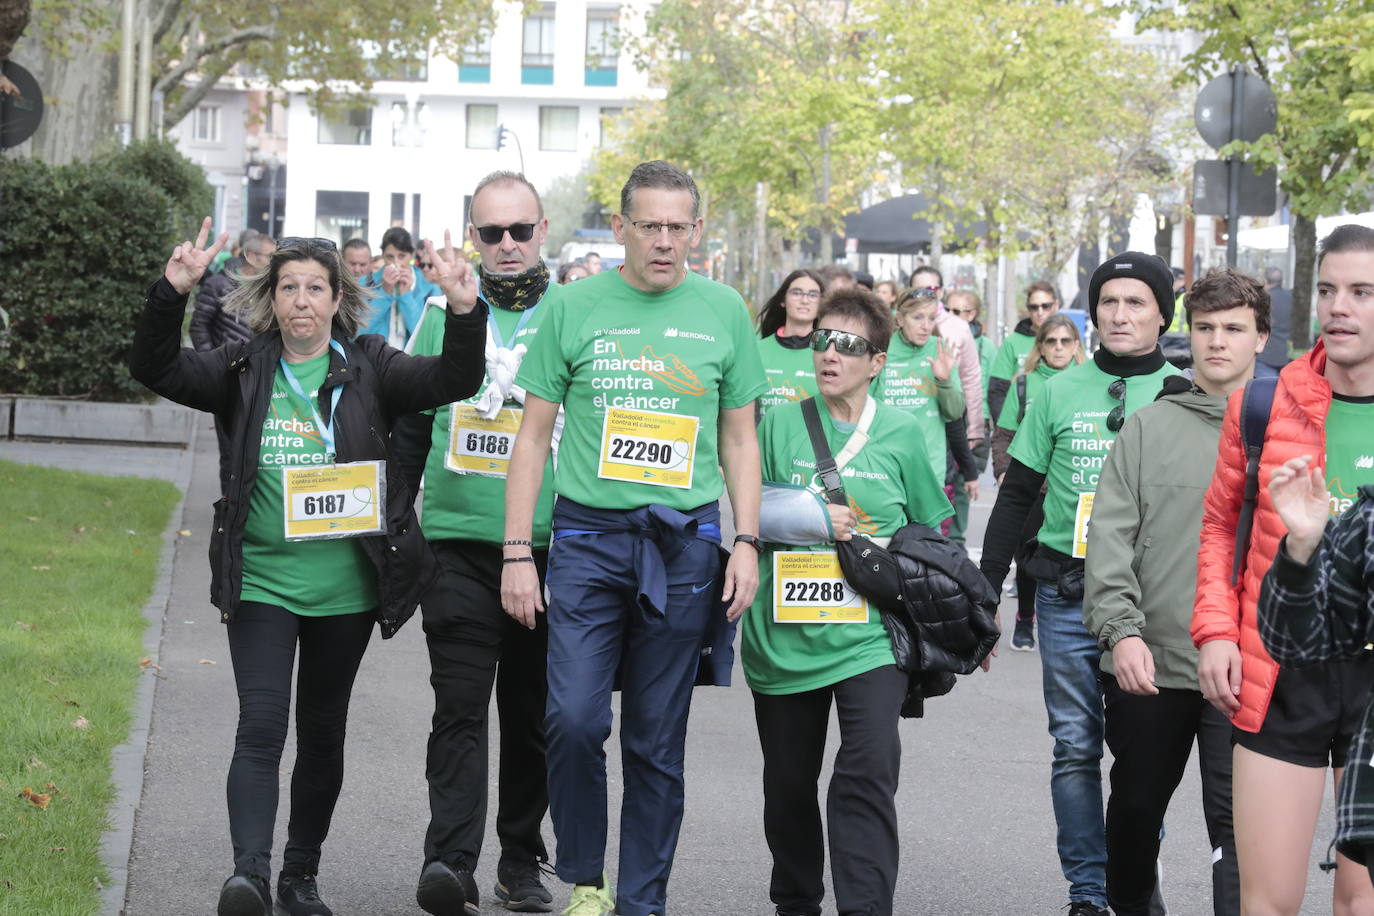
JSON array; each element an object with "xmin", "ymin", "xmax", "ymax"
[
  {"xmin": 279, "ymin": 236, "xmax": 338, "ymax": 252},
  {"xmin": 475, "ymin": 223, "xmax": 536, "ymax": 245},
  {"xmin": 811, "ymin": 328, "xmax": 882, "ymax": 357},
  {"xmin": 1106, "ymin": 378, "xmax": 1127, "ymax": 432}
]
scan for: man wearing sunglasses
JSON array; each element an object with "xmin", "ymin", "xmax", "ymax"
[
  {"xmin": 361, "ymin": 226, "xmax": 441, "ymax": 346},
  {"xmin": 392, "ymin": 172, "xmax": 559, "ymax": 915},
  {"xmin": 502, "ymin": 160, "xmax": 767, "ymax": 916},
  {"xmin": 979, "ymin": 252, "xmax": 1179, "ymax": 916},
  {"xmin": 1084, "ymin": 268, "xmax": 1269, "ymax": 916}
]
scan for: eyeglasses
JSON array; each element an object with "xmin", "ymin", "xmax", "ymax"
[
  {"xmin": 913, "ymin": 286, "xmax": 941, "ymax": 299},
  {"xmin": 1043, "ymin": 336, "xmax": 1076, "ymax": 348},
  {"xmin": 1106, "ymin": 378, "xmax": 1127, "ymax": 432},
  {"xmin": 475, "ymin": 223, "xmax": 536, "ymax": 245},
  {"xmin": 947, "ymin": 306, "xmax": 977, "ymax": 318},
  {"xmin": 279, "ymin": 237, "xmax": 338, "ymax": 252},
  {"xmin": 811, "ymin": 328, "xmax": 882, "ymax": 357},
  {"xmin": 623, "ymin": 218, "xmax": 694, "ymax": 239},
  {"xmin": 787, "ymin": 288, "xmax": 821, "ymax": 301},
  {"xmin": 1027, "ymin": 301, "xmax": 1057, "ymax": 313}
]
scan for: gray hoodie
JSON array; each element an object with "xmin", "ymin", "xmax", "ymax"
[{"xmin": 1084, "ymin": 381, "xmax": 1227, "ymax": 691}]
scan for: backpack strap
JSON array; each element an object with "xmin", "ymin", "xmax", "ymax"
[
  {"xmin": 1016, "ymin": 374, "xmax": 1028, "ymax": 424},
  {"xmin": 1231, "ymin": 375, "xmax": 1279, "ymax": 586},
  {"xmin": 801, "ymin": 398, "xmax": 848, "ymax": 507}
]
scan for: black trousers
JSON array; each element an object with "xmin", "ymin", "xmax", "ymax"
[
  {"xmin": 753, "ymin": 665, "xmax": 907, "ymax": 916},
  {"xmin": 1013, "ymin": 495, "xmax": 1046, "ymax": 622},
  {"xmin": 225, "ymin": 601, "xmax": 374, "ymax": 882},
  {"xmin": 421, "ymin": 539, "xmax": 549, "ymax": 870},
  {"xmin": 1102, "ymin": 675, "xmax": 1240, "ymax": 916}
]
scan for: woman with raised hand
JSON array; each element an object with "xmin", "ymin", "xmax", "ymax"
[{"xmin": 129, "ymin": 219, "xmax": 487, "ymax": 916}]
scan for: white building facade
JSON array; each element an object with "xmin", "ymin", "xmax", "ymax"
[{"xmin": 281, "ymin": 0, "xmax": 659, "ymax": 251}]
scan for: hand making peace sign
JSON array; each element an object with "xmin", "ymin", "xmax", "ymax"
[
  {"xmin": 164, "ymin": 217, "xmax": 229, "ymax": 295},
  {"xmin": 420, "ymin": 231, "xmax": 479, "ymax": 315}
]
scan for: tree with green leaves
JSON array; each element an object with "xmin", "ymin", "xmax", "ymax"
[
  {"xmin": 15, "ymin": 0, "xmax": 492, "ymax": 163},
  {"xmin": 1138, "ymin": 0, "xmax": 1374, "ymax": 348}
]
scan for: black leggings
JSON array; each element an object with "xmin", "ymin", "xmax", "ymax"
[{"xmin": 225, "ymin": 601, "xmax": 374, "ymax": 881}]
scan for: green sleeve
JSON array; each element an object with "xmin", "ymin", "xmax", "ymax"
[
  {"xmin": 720, "ymin": 295, "xmax": 770, "ymax": 409},
  {"xmin": 988, "ymin": 337, "xmax": 1019, "ymax": 382},
  {"xmin": 935, "ymin": 374, "xmax": 965, "ymax": 422},
  {"xmin": 513, "ymin": 296, "xmax": 569, "ymax": 404},
  {"xmin": 996, "ymin": 377, "xmax": 1023, "ymax": 432},
  {"xmin": 902, "ymin": 438, "xmax": 955, "ymax": 528},
  {"xmin": 1083, "ymin": 411, "xmax": 1147, "ymax": 647},
  {"xmin": 1007, "ymin": 378, "xmax": 1053, "ymax": 473}
]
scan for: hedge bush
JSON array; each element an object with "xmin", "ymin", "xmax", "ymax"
[{"xmin": 0, "ymin": 140, "xmax": 213, "ymax": 400}]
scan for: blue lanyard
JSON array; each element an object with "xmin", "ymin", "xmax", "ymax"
[
  {"xmin": 279, "ymin": 339, "xmax": 346, "ymax": 460},
  {"xmin": 485, "ymin": 301, "xmax": 537, "ymax": 350}
]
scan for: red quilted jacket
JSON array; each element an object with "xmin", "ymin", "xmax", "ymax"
[{"xmin": 1192, "ymin": 344, "xmax": 1332, "ymax": 733}]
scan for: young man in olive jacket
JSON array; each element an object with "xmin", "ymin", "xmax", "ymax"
[{"xmin": 1083, "ymin": 269, "xmax": 1270, "ymax": 916}]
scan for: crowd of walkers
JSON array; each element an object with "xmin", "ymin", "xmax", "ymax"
[{"xmin": 129, "ymin": 158, "xmax": 1374, "ymax": 916}]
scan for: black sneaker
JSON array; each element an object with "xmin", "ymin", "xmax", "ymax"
[
  {"xmin": 495, "ymin": 858, "xmax": 554, "ymax": 912},
  {"xmin": 417, "ymin": 860, "xmax": 480, "ymax": 915},
  {"xmin": 217, "ymin": 874, "xmax": 271, "ymax": 916},
  {"xmin": 1066, "ymin": 902, "xmax": 1109, "ymax": 916},
  {"xmin": 1011, "ymin": 616, "xmax": 1036, "ymax": 651},
  {"xmin": 277, "ymin": 873, "xmax": 332, "ymax": 916}
]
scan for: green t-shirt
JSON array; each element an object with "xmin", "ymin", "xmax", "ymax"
[
  {"xmin": 240, "ymin": 353, "xmax": 378, "ymax": 616},
  {"xmin": 873, "ymin": 333, "xmax": 949, "ymax": 483},
  {"xmin": 989, "ymin": 331, "xmax": 1036, "ymax": 382},
  {"xmin": 1325, "ymin": 395, "xmax": 1374, "ymax": 516},
  {"xmin": 756, "ymin": 335, "xmax": 817, "ymax": 415},
  {"xmin": 743, "ymin": 399, "xmax": 954, "ymax": 694},
  {"xmin": 408, "ymin": 292, "xmax": 558, "ymax": 546},
  {"xmin": 995, "ymin": 363, "xmax": 1063, "ymax": 432},
  {"xmin": 976, "ymin": 334, "xmax": 996, "ymax": 420},
  {"xmin": 516, "ymin": 268, "xmax": 769, "ymax": 511},
  {"xmin": 1008, "ymin": 357, "xmax": 1178, "ymax": 558}
]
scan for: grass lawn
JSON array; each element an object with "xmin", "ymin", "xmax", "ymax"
[{"xmin": 0, "ymin": 458, "xmax": 180, "ymax": 916}]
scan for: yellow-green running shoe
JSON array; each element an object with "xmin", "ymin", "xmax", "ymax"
[{"xmin": 561, "ymin": 879, "xmax": 614, "ymax": 916}]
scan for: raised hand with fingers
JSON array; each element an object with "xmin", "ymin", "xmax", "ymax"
[
  {"xmin": 1269, "ymin": 454, "xmax": 1330, "ymax": 563},
  {"xmin": 164, "ymin": 217, "xmax": 229, "ymax": 295},
  {"xmin": 930, "ymin": 335, "xmax": 957, "ymax": 382},
  {"xmin": 423, "ymin": 232, "xmax": 478, "ymax": 315}
]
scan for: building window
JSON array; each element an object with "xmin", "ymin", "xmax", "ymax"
[
  {"xmin": 523, "ymin": 4, "xmax": 556, "ymax": 84},
  {"xmin": 460, "ymin": 31, "xmax": 492, "ymax": 83},
  {"xmin": 318, "ymin": 108, "xmax": 372, "ymax": 145},
  {"xmin": 192, "ymin": 105, "xmax": 221, "ymax": 143},
  {"xmin": 391, "ymin": 101, "xmax": 428, "ymax": 147},
  {"xmin": 585, "ymin": 8, "xmax": 618, "ymax": 86},
  {"xmin": 315, "ymin": 190, "xmax": 369, "ymax": 249},
  {"xmin": 466, "ymin": 104, "xmax": 498, "ymax": 149},
  {"xmin": 539, "ymin": 106, "xmax": 578, "ymax": 152},
  {"xmin": 598, "ymin": 106, "xmax": 623, "ymax": 147}
]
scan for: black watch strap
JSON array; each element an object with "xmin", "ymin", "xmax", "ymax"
[{"xmin": 734, "ymin": 533, "xmax": 762, "ymax": 549}]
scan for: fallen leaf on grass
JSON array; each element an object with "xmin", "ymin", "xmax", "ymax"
[
  {"xmin": 19, "ymin": 788, "xmax": 51, "ymax": 809},
  {"xmin": 14, "ymin": 621, "xmax": 35, "ymax": 631},
  {"xmin": 72, "ymin": 716, "xmax": 89, "ymax": 729},
  {"xmin": 137, "ymin": 657, "xmax": 160, "ymax": 671},
  {"xmin": 50, "ymin": 846, "xmax": 66, "ymax": 852},
  {"xmin": 198, "ymin": 658, "xmax": 217, "ymax": 665},
  {"xmin": 24, "ymin": 516, "xmax": 39, "ymax": 522},
  {"xmin": 26, "ymin": 755, "xmax": 45, "ymax": 771},
  {"xmin": 30, "ymin": 566, "xmax": 50, "ymax": 571},
  {"xmin": 45, "ymin": 782, "xmax": 58, "ymax": 792},
  {"xmin": 177, "ymin": 529, "xmax": 192, "ymax": 536}
]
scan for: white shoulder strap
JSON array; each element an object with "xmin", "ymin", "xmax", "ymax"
[{"xmin": 833, "ymin": 395, "xmax": 877, "ymax": 471}]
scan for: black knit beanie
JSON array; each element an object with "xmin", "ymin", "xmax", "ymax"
[{"xmin": 1087, "ymin": 251, "xmax": 1175, "ymax": 330}]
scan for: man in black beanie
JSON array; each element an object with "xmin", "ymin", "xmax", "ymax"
[{"xmin": 979, "ymin": 251, "xmax": 1179, "ymax": 916}]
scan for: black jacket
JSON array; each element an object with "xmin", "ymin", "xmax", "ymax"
[
  {"xmin": 129, "ymin": 277, "xmax": 488, "ymax": 636},
  {"xmin": 189, "ymin": 257, "xmax": 254, "ymax": 351}
]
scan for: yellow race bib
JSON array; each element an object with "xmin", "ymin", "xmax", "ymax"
[
  {"xmin": 447, "ymin": 405, "xmax": 521, "ymax": 478},
  {"xmin": 597, "ymin": 407, "xmax": 698, "ymax": 489},
  {"xmin": 282, "ymin": 460, "xmax": 385, "ymax": 541},
  {"xmin": 772, "ymin": 550, "xmax": 869, "ymax": 624},
  {"xmin": 1072, "ymin": 491, "xmax": 1095, "ymax": 559}
]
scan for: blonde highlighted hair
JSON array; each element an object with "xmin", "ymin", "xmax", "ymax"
[{"xmin": 224, "ymin": 242, "xmax": 376, "ymax": 340}]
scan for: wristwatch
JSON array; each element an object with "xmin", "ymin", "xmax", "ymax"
[{"xmin": 733, "ymin": 534, "xmax": 762, "ymax": 550}]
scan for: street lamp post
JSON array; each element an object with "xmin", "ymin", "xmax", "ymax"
[{"xmin": 497, "ymin": 124, "xmax": 525, "ymax": 174}]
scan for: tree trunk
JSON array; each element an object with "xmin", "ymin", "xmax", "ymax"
[
  {"xmin": 818, "ymin": 123, "xmax": 833, "ymax": 264},
  {"xmin": 723, "ymin": 208, "xmax": 739, "ymax": 291},
  {"xmin": 753, "ymin": 181, "xmax": 769, "ymax": 307},
  {"xmin": 1291, "ymin": 212, "xmax": 1317, "ymax": 351},
  {"xmin": 14, "ymin": 29, "xmax": 120, "ymax": 163}
]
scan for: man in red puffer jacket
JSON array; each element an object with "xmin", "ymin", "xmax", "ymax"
[{"xmin": 1193, "ymin": 223, "xmax": 1374, "ymax": 915}]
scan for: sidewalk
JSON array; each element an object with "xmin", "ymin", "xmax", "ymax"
[{"xmin": 10, "ymin": 420, "xmax": 1340, "ymax": 914}]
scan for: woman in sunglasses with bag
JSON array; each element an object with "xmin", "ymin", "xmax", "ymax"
[
  {"xmin": 743, "ymin": 287, "xmax": 953, "ymax": 916},
  {"xmin": 129, "ymin": 220, "xmax": 487, "ymax": 916}
]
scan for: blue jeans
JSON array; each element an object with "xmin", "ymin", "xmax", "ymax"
[{"xmin": 1035, "ymin": 581, "xmax": 1107, "ymax": 907}]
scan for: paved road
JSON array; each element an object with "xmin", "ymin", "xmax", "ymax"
[{"xmin": 26, "ymin": 419, "xmax": 1338, "ymax": 915}]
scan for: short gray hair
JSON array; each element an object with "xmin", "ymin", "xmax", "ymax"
[
  {"xmin": 237, "ymin": 228, "xmax": 260, "ymax": 252},
  {"xmin": 470, "ymin": 171, "xmax": 544, "ymax": 222},
  {"xmin": 224, "ymin": 244, "xmax": 376, "ymax": 340},
  {"xmin": 1263, "ymin": 266, "xmax": 1283, "ymax": 286},
  {"xmin": 620, "ymin": 160, "xmax": 700, "ymax": 219}
]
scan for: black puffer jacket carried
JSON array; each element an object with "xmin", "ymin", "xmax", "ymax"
[
  {"xmin": 129, "ymin": 277, "xmax": 488, "ymax": 636},
  {"xmin": 189, "ymin": 256, "xmax": 254, "ymax": 351}
]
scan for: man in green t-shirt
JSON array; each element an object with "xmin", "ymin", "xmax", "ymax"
[
  {"xmin": 392, "ymin": 173, "xmax": 559, "ymax": 915},
  {"xmin": 979, "ymin": 252, "xmax": 1180, "ymax": 916},
  {"xmin": 501, "ymin": 161, "xmax": 768, "ymax": 916}
]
